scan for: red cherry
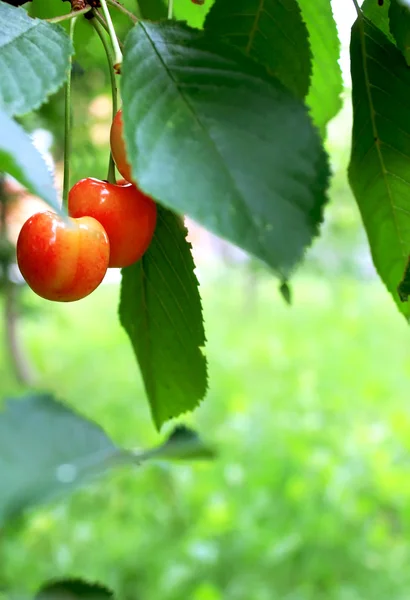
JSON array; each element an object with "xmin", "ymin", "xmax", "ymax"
[
  {"xmin": 68, "ymin": 178, "xmax": 157, "ymax": 268},
  {"xmin": 16, "ymin": 211, "xmax": 110, "ymax": 302},
  {"xmin": 110, "ymin": 109, "xmax": 133, "ymax": 183}
]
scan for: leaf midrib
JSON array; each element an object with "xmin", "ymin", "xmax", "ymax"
[{"xmin": 356, "ymin": 13, "xmax": 406, "ymax": 261}]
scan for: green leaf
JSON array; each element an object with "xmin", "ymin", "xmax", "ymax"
[
  {"xmin": 349, "ymin": 15, "xmax": 410, "ymax": 318},
  {"xmin": 0, "ymin": 2, "xmax": 73, "ymax": 116},
  {"xmin": 0, "ymin": 394, "xmax": 122, "ymax": 524},
  {"xmin": 0, "ymin": 394, "xmax": 213, "ymax": 523},
  {"xmin": 389, "ymin": 0, "xmax": 410, "ymax": 64},
  {"xmin": 279, "ymin": 281, "xmax": 292, "ymax": 305},
  {"xmin": 137, "ymin": 0, "xmax": 167, "ymax": 19},
  {"xmin": 121, "ymin": 21, "xmax": 329, "ymax": 278},
  {"xmin": 35, "ymin": 579, "xmax": 114, "ymax": 600},
  {"xmin": 140, "ymin": 425, "xmax": 216, "ymax": 461},
  {"xmin": 0, "ymin": 108, "xmax": 60, "ymax": 210},
  {"xmin": 119, "ymin": 207, "xmax": 208, "ymax": 430},
  {"xmin": 204, "ymin": 0, "xmax": 311, "ymax": 99},
  {"xmin": 297, "ymin": 0, "xmax": 343, "ymax": 135},
  {"xmin": 397, "ymin": 256, "xmax": 410, "ymax": 302},
  {"xmin": 362, "ymin": 0, "xmax": 395, "ymax": 42}
]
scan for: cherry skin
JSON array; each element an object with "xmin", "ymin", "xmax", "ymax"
[
  {"xmin": 68, "ymin": 178, "xmax": 157, "ymax": 268},
  {"xmin": 17, "ymin": 211, "xmax": 110, "ymax": 302},
  {"xmin": 110, "ymin": 109, "xmax": 133, "ymax": 183}
]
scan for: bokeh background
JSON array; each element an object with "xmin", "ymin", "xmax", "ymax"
[{"xmin": 3, "ymin": 2, "xmax": 410, "ymax": 599}]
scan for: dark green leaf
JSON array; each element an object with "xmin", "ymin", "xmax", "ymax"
[
  {"xmin": 119, "ymin": 207, "xmax": 207, "ymax": 430},
  {"xmin": 204, "ymin": 0, "xmax": 311, "ymax": 99},
  {"xmin": 362, "ymin": 0, "xmax": 395, "ymax": 42},
  {"xmin": 297, "ymin": 0, "xmax": 343, "ymax": 134},
  {"xmin": 0, "ymin": 394, "xmax": 122, "ymax": 524},
  {"xmin": 138, "ymin": 0, "xmax": 168, "ymax": 21},
  {"xmin": 0, "ymin": 2, "xmax": 73, "ymax": 116},
  {"xmin": 121, "ymin": 21, "xmax": 329, "ymax": 278},
  {"xmin": 0, "ymin": 108, "xmax": 60, "ymax": 210},
  {"xmin": 35, "ymin": 579, "xmax": 114, "ymax": 600},
  {"xmin": 279, "ymin": 281, "xmax": 292, "ymax": 305},
  {"xmin": 137, "ymin": 0, "xmax": 167, "ymax": 19},
  {"xmin": 139, "ymin": 425, "xmax": 216, "ymax": 461},
  {"xmin": 389, "ymin": 0, "xmax": 410, "ymax": 64},
  {"xmin": 349, "ymin": 15, "xmax": 410, "ymax": 318},
  {"xmin": 398, "ymin": 256, "xmax": 410, "ymax": 302}
]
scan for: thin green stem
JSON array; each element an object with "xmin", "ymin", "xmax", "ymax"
[
  {"xmin": 168, "ymin": 0, "xmax": 173, "ymax": 19},
  {"xmin": 62, "ymin": 17, "xmax": 77, "ymax": 210},
  {"xmin": 351, "ymin": 0, "xmax": 360, "ymax": 14},
  {"xmin": 93, "ymin": 10, "xmax": 124, "ymax": 49},
  {"xmin": 47, "ymin": 7, "xmax": 91, "ymax": 23},
  {"xmin": 92, "ymin": 16, "xmax": 118, "ymax": 184},
  {"xmin": 106, "ymin": 0, "xmax": 137, "ymax": 23},
  {"xmin": 99, "ymin": 0, "xmax": 123, "ymax": 72}
]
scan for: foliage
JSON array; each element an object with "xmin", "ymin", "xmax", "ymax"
[
  {"xmin": 0, "ymin": 109, "xmax": 60, "ymax": 210},
  {"xmin": 119, "ymin": 207, "xmax": 207, "ymax": 428},
  {"xmin": 204, "ymin": 0, "xmax": 312, "ymax": 99},
  {"xmin": 0, "ymin": 392, "xmax": 213, "ymax": 526},
  {"xmin": 121, "ymin": 20, "xmax": 329, "ymax": 279},
  {"xmin": 349, "ymin": 11, "xmax": 410, "ymax": 317}
]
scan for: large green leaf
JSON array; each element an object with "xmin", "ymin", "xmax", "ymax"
[
  {"xmin": 388, "ymin": 0, "xmax": 410, "ymax": 64},
  {"xmin": 0, "ymin": 1, "xmax": 73, "ymax": 116},
  {"xmin": 297, "ymin": 0, "xmax": 343, "ymax": 134},
  {"xmin": 0, "ymin": 394, "xmax": 121, "ymax": 524},
  {"xmin": 349, "ymin": 14, "xmax": 410, "ymax": 318},
  {"xmin": 0, "ymin": 394, "xmax": 212, "ymax": 523},
  {"xmin": 204, "ymin": 0, "xmax": 311, "ymax": 99},
  {"xmin": 121, "ymin": 21, "xmax": 329, "ymax": 278},
  {"xmin": 362, "ymin": 0, "xmax": 395, "ymax": 42},
  {"xmin": 0, "ymin": 108, "xmax": 60, "ymax": 210},
  {"xmin": 119, "ymin": 207, "xmax": 207, "ymax": 430}
]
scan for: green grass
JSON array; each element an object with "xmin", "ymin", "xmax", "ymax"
[{"xmin": 1, "ymin": 268, "xmax": 410, "ymax": 600}]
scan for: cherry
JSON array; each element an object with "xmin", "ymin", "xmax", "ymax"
[
  {"xmin": 110, "ymin": 109, "xmax": 133, "ymax": 183},
  {"xmin": 68, "ymin": 178, "xmax": 157, "ymax": 268},
  {"xmin": 16, "ymin": 211, "xmax": 110, "ymax": 302}
]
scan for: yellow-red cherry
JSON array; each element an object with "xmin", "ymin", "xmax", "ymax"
[
  {"xmin": 68, "ymin": 178, "xmax": 157, "ymax": 268},
  {"xmin": 16, "ymin": 211, "xmax": 110, "ymax": 302},
  {"xmin": 110, "ymin": 109, "xmax": 133, "ymax": 183}
]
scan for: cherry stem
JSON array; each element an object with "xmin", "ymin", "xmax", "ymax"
[
  {"xmin": 106, "ymin": 0, "xmax": 137, "ymax": 23},
  {"xmin": 99, "ymin": 0, "xmax": 123, "ymax": 73},
  {"xmin": 62, "ymin": 16, "xmax": 77, "ymax": 210},
  {"xmin": 168, "ymin": 0, "xmax": 173, "ymax": 19},
  {"xmin": 47, "ymin": 6, "xmax": 91, "ymax": 23},
  {"xmin": 92, "ymin": 15, "xmax": 118, "ymax": 185},
  {"xmin": 93, "ymin": 9, "xmax": 124, "ymax": 49}
]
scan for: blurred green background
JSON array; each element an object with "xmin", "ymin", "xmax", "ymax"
[
  {"xmin": 3, "ymin": 1, "xmax": 410, "ymax": 599},
  {"xmin": 2, "ymin": 268, "xmax": 410, "ymax": 600}
]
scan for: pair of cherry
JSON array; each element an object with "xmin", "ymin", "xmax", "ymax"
[{"xmin": 16, "ymin": 110, "xmax": 157, "ymax": 302}]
